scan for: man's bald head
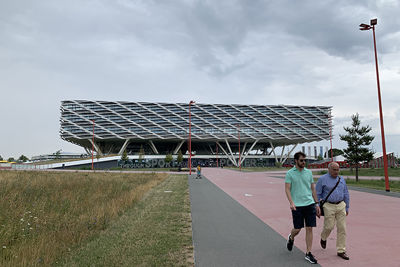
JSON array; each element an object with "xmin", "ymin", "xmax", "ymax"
[{"xmin": 328, "ymin": 162, "xmax": 340, "ymax": 178}]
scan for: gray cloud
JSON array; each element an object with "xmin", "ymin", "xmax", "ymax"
[{"xmin": 1, "ymin": 0, "xmax": 400, "ymax": 158}]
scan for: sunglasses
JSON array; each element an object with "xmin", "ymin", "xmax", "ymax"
[{"xmin": 298, "ymin": 159, "xmax": 307, "ymax": 162}]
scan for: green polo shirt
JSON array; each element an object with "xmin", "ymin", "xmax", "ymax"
[{"xmin": 285, "ymin": 167, "xmax": 315, "ymax": 207}]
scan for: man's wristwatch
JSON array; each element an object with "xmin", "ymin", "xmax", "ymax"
[{"xmin": 315, "ymin": 202, "xmax": 319, "ymax": 206}]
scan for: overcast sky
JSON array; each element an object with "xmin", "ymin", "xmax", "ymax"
[{"xmin": 1, "ymin": 0, "xmax": 400, "ymax": 159}]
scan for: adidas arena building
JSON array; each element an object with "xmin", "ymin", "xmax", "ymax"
[{"xmin": 60, "ymin": 100, "xmax": 332, "ymax": 168}]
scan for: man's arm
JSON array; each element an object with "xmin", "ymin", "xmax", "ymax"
[
  {"xmin": 311, "ymin": 183, "xmax": 319, "ymax": 203},
  {"xmin": 311, "ymin": 183, "xmax": 321, "ymax": 218},
  {"xmin": 315, "ymin": 177, "xmax": 323, "ymax": 202},
  {"xmin": 343, "ymin": 178, "xmax": 350, "ymax": 215},
  {"xmin": 285, "ymin": 183, "xmax": 296, "ymax": 211}
]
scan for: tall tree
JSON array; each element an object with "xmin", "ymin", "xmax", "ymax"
[
  {"xmin": 18, "ymin": 155, "xmax": 29, "ymax": 162},
  {"xmin": 54, "ymin": 150, "xmax": 62, "ymax": 159},
  {"xmin": 138, "ymin": 145, "xmax": 145, "ymax": 164},
  {"xmin": 340, "ymin": 113, "xmax": 374, "ymax": 181},
  {"xmin": 0, "ymin": 155, "xmax": 3, "ymax": 161},
  {"xmin": 165, "ymin": 154, "xmax": 173, "ymax": 164},
  {"xmin": 177, "ymin": 150, "xmax": 183, "ymax": 166},
  {"xmin": 121, "ymin": 150, "xmax": 128, "ymax": 161}
]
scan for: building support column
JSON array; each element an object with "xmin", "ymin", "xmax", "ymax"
[
  {"xmin": 106, "ymin": 144, "xmax": 114, "ymax": 155},
  {"xmin": 225, "ymin": 139, "xmax": 238, "ymax": 166},
  {"xmin": 88, "ymin": 139, "xmax": 103, "ymax": 156},
  {"xmin": 279, "ymin": 144, "xmax": 286, "ymax": 163},
  {"xmin": 118, "ymin": 139, "xmax": 130, "ymax": 155},
  {"xmin": 208, "ymin": 144, "xmax": 215, "ymax": 154},
  {"xmin": 240, "ymin": 140, "xmax": 259, "ymax": 165},
  {"xmin": 84, "ymin": 147, "xmax": 91, "ymax": 155},
  {"xmin": 173, "ymin": 140, "xmax": 185, "ymax": 155},
  {"xmin": 216, "ymin": 141, "xmax": 237, "ymax": 166},
  {"xmin": 240, "ymin": 142, "xmax": 248, "ymax": 159},
  {"xmin": 280, "ymin": 144, "xmax": 298, "ymax": 164},
  {"xmin": 269, "ymin": 141, "xmax": 278, "ymax": 164},
  {"xmin": 149, "ymin": 140, "xmax": 159, "ymax": 155}
]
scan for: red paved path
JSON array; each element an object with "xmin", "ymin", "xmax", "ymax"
[{"xmin": 203, "ymin": 168, "xmax": 400, "ymax": 267}]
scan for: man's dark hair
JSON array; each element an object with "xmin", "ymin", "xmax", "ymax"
[{"xmin": 294, "ymin": 151, "xmax": 306, "ymax": 160}]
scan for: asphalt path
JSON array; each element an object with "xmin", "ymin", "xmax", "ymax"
[
  {"xmin": 189, "ymin": 174, "xmax": 319, "ymax": 267},
  {"xmin": 201, "ymin": 168, "xmax": 400, "ymax": 267}
]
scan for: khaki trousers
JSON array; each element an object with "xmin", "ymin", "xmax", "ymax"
[{"xmin": 321, "ymin": 201, "xmax": 347, "ymax": 253}]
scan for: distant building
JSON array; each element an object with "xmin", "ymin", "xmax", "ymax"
[
  {"xmin": 31, "ymin": 152, "xmax": 89, "ymax": 162},
  {"xmin": 60, "ymin": 100, "xmax": 332, "ymax": 167}
]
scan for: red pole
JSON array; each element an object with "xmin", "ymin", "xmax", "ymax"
[
  {"xmin": 92, "ymin": 120, "xmax": 94, "ymax": 170},
  {"xmin": 372, "ymin": 25, "xmax": 390, "ymax": 192},
  {"xmin": 238, "ymin": 124, "xmax": 241, "ymax": 170},
  {"xmin": 329, "ymin": 116, "xmax": 333, "ymax": 162}
]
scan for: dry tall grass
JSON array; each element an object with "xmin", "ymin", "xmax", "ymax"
[{"xmin": 0, "ymin": 170, "xmax": 167, "ymax": 266}]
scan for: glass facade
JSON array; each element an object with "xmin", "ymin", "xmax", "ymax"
[{"xmin": 60, "ymin": 100, "xmax": 332, "ymax": 155}]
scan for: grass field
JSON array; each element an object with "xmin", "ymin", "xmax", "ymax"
[
  {"xmin": 60, "ymin": 174, "xmax": 193, "ymax": 266},
  {"xmin": 343, "ymin": 179, "xmax": 400, "ymax": 192},
  {"xmin": 316, "ymin": 168, "xmax": 400, "ymax": 177},
  {"xmin": 312, "ymin": 177, "xmax": 400, "ymax": 192},
  {"xmin": 0, "ymin": 171, "xmax": 193, "ymax": 266},
  {"xmin": 340, "ymin": 168, "xmax": 400, "ymax": 177}
]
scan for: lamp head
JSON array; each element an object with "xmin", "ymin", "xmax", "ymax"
[
  {"xmin": 359, "ymin": 23, "xmax": 371, "ymax": 30},
  {"xmin": 189, "ymin": 100, "xmax": 195, "ymax": 105}
]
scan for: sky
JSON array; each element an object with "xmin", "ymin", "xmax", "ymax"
[{"xmin": 1, "ymin": 0, "xmax": 400, "ymax": 159}]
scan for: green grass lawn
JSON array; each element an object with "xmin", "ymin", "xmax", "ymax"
[
  {"xmin": 316, "ymin": 168, "xmax": 400, "ymax": 177},
  {"xmin": 344, "ymin": 179, "xmax": 400, "ymax": 192},
  {"xmin": 59, "ymin": 174, "xmax": 193, "ymax": 266},
  {"xmin": 0, "ymin": 171, "xmax": 193, "ymax": 266},
  {"xmin": 340, "ymin": 168, "xmax": 400, "ymax": 177},
  {"xmin": 312, "ymin": 176, "xmax": 400, "ymax": 192}
]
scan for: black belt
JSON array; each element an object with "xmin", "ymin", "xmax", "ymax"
[{"xmin": 327, "ymin": 201, "xmax": 343, "ymax": 205}]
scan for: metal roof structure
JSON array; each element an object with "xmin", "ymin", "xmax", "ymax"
[{"xmin": 60, "ymin": 100, "xmax": 332, "ymax": 166}]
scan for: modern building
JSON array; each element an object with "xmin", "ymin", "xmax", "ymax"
[{"xmin": 60, "ymin": 100, "xmax": 332, "ymax": 167}]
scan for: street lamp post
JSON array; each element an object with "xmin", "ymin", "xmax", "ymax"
[
  {"xmin": 188, "ymin": 101, "xmax": 195, "ymax": 175},
  {"xmin": 360, "ymin": 18, "xmax": 390, "ymax": 192},
  {"xmin": 237, "ymin": 124, "xmax": 241, "ymax": 170},
  {"xmin": 330, "ymin": 117, "xmax": 333, "ymax": 162},
  {"xmin": 92, "ymin": 120, "xmax": 95, "ymax": 171}
]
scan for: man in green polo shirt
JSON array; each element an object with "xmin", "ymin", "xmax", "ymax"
[{"xmin": 285, "ymin": 151, "xmax": 321, "ymax": 264}]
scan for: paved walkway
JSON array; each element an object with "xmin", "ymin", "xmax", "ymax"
[
  {"xmin": 190, "ymin": 168, "xmax": 400, "ymax": 267},
  {"xmin": 189, "ymin": 174, "xmax": 318, "ymax": 267}
]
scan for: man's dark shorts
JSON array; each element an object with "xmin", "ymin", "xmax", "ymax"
[{"xmin": 291, "ymin": 204, "xmax": 316, "ymax": 229}]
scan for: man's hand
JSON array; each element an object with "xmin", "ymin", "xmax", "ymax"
[
  {"xmin": 290, "ymin": 203, "xmax": 296, "ymax": 211},
  {"xmin": 346, "ymin": 211, "xmax": 349, "ymax": 216},
  {"xmin": 316, "ymin": 206, "xmax": 321, "ymax": 218}
]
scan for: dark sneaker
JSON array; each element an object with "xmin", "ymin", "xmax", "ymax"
[
  {"xmin": 286, "ymin": 234, "xmax": 294, "ymax": 251},
  {"xmin": 305, "ymin": 252, "xmax": 318, "ymax": 264},
  {"xmin": 320, "ymin": 239, "xmax": 326, "ymax": 249},
  {"xmin": 337, "ymin": 252, "xmax": 350, "ymax": 260}
]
